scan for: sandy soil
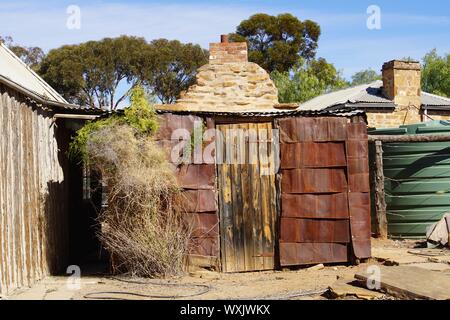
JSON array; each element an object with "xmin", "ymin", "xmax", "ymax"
[{"xmin": 5, "ymin": 239, "xmax": 449, "ymax": 300}]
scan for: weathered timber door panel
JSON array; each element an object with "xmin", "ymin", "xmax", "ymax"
[{"xmin": 216, "ymin": 122, "xmax": 278, "ymax": 272}]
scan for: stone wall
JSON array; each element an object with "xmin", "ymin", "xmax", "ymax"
[
  {"xmin": 366, "ymin": 108, "xmax": 422, "ymax": 128},
  {"xmin": 425, "ymin": 110, "xmax": 450, "ymax": 122}
]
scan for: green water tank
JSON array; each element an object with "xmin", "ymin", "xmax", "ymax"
[{"xmin": 369, "ymin": 120, "xmax": 450, "ymax": 239}]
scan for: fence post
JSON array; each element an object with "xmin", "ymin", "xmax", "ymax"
[{"xmin": 374, "ymin": 140, "xmax": 388, "ymax": 239}]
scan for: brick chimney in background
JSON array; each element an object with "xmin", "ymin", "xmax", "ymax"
[
  {"xmin": 209, "ymin": 35, "xmax": 248, "ymax": 64},
  {"xmin": 382, "ymin": 60, "xmax": 422, "ymax": 108}
]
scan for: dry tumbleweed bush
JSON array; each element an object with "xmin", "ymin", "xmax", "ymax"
[{"xmin": 86, "ymin": 124, "xmax": 190, "ymax": 277}]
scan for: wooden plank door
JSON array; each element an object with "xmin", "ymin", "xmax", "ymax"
[{"xmin": 216, "ymin": 122, "xmax": 278, "ymax": 272}]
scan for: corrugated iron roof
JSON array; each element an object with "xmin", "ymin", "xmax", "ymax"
[
  {"xmin": 297, "ymin": 80, "xmax": 450, "ymax": 111},
  {"xmin": 0, "ymin": 43, "xmax": 67, "ymax": 103},
  {"xmin": 155, "ymin": 107, "xmax": 366, "ymax": 118},
  {"xmin": 422, "ymin": 92, "xmax": 450, "ymax": 107},
  {"xmin": 297, "ymin": 81, "xmax": 392, "ymax": 111},
  {"xmin": 0, "ymin": 43, "xmax": 101, "ymax": 112}
]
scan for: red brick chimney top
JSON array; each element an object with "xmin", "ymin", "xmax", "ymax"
[{"xmin": 209, "ymin": 35, "xmax": 248, "ymax": 64}]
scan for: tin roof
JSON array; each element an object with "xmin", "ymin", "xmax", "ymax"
[
  {"xmin": 155, "ymin": 107, "xmax": 366, "ymax": 119},
  {"xmin": 421, "ymin": 92, "xmax": 450, "ymax": 109},
  {"xmin": 297, "ymin": 80, "xmax": 450, "ymax": 111},
  {"xmin": 297, "ymin": 81, "xmax": 393, "ymax": 111},
  {"xmin": 0, "ymin": 43, "xmax": 100, "ymax": 112}
]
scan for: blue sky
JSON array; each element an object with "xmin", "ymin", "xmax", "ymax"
[{"xmin": 1, "ymin": 0, "xmax": 450, "ymax": 103}]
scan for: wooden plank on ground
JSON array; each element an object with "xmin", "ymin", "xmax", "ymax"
[{"xmin": 355, "ymin": 265, "xmax": 450, "ymax": 300}]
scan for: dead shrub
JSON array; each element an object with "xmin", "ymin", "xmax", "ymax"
[{"xmin": 86, "ymin": 124, "xmax": 190, "ymax": 277}]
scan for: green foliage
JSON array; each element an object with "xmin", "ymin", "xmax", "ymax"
[
  {"xmin": 142, "ymin": 39, "xmax": 208, "ymax": 104},
  {"xmin": 69, "ymin": 86, "xmax": 158, "ymax": 162},
  {"xmin": 123, "ymin": 86, "xmax": 159, "ymax": 134},
  {"xmin": 351, "ymin": 69, "xmax": 381, "ymax": 86},
  {"xmin": 229, "ymin": 13, "xmax": 321, "ymax": 72},
  {"xmin": 38, "ymin": 36, "xmax": 149, "ymax": 109},
  {"xmin": 1, "ymin": 35, "xmax": 44, "ymax": 70},
  {"xmin": 37, "ymin": 36, "xmax": 207, "ymax": 109},
  {"xmin": 422, "ymin": 49, "xmax": 450, "ymax": 97},
  {"xmin": 271, "ymin": 57, "xmax": 349, "ymax": 103}
]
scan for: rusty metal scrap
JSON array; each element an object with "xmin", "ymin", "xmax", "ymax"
[{"xmin": 281, "ymin": 193, "xmax": 349, "ymax": 219}]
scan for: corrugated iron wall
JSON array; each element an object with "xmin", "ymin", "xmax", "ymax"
[
  {"xmin": 155, "ymin": 114, "xmax": 219, "ymax": 268},
  {"xmin": 0, "ymin": 84, "xmax": 69, "ymax": 295},
  {"xmin": 277, "ymin": 117, "xmax": 371, "ymax": 266}
]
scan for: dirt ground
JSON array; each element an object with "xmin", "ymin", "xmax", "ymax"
[{"xmin": 4, "ymin": 239, "xmax": 450, "ymax": 300}]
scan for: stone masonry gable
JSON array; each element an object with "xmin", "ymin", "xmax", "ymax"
[{"xmin": 163, "ymin": 35, "xmax": 279, "ymax": 112}]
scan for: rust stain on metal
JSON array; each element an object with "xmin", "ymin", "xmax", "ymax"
[
  {"xmin": 278, "ymin": 117, "xmax": 347, "ymax": 143},
  {"xmin": 176, "ymin": 164, "xmax": 215, "ymax": 190},
  {"xmin": 280, "ymin": 218, "xmax": 350, "ymax": 243},
  {"xmin": 277, "ymin": 116, "xmax": 371, "ymax": 267},
  {"xmin": 280, "ymin": 243, "xmax": 348, "ymax": 266},
  {"xmin": 280, "ymin": 142, "xmax": 346, "ymax": 169},
  {"xmin": 281, "ymin": 168, "xmax": 348, "ymax": 194},
  {"xmin": 281, "ymin": 193, "xmax": 349, "ymax": 219}
]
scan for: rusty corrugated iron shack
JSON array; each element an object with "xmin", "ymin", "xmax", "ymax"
[{"xmin": 156, "ymin": 36, "xmax": 372, "ymax": 272}]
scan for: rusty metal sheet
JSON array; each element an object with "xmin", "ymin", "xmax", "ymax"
[
  {"xmin": 156, "ymin": 113, "xmax": 202, "ymax": 140},
  {"xmin": 348, "ymin": 173, "xmax": 370, "ymax": 193},
  {"xmin": 348, "ymin": 193, "xmax": 371, "ymax": 259},
  {"xmin": 186, "ymin": 213, "xmax": 219, "ymax": 237},
  {"xmin": 155, "ymin": 139, "xmax": 183, "ymax": 163},
  {"xmin": 205, "ymin": 117, "xmax": 215, "ymax": 130},
  {"xmin": 190, "ymin": 236, "xmax": 220, "ymax": 257},
  {"xmin": 327, "ymin": 118, "xmax": 349, "ymax": 141},
  {"xmin": 347, "ymin": 159, "xmax": 370, "ymax": 192},
  {"xmin": 280, "ymin": 142, "xmax": 346, "ymax": 169},
  {"xmin": 176, "ymin": 164, "xmax": 215, "ymax": 190},
  {"xmin": 280, "ymin": 243, "xmax": 348, "ymax": 266},
  {"xmin": 346, "ymin": 140, "xmax": 369, "ymax": 159},
  {"xmin": 278, "ymin": 117, "xmax": 347, "ymax": 143},
  {"xmin": 347, "ymin": 122, "xmax": 368, "ymax": 140},
  {"xmin": 182, "ymin": 189, "xmax": 217, "ymax": 213},
  {"xmin": 281, "ymin": 193, "xmax": 349, "ymax": 219},
  {"xmin": 280, "ymin": 218, "xmax": 350, "ymax": 243},
  {"xmin": 281, "ymin": 168, "xmax": 347, "ymax": 194}
]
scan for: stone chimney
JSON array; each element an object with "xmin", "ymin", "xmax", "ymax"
[
  {"xmin": 209, "ymin": 34, "xmax": 248, "ymax": 64},
  {"xmin": 382, "ymin": 60, "xmax": 421, "ymax": 108},
  {"xmin": 171, "ymin": 35, "xmax": 278, "ymax": 112}
]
